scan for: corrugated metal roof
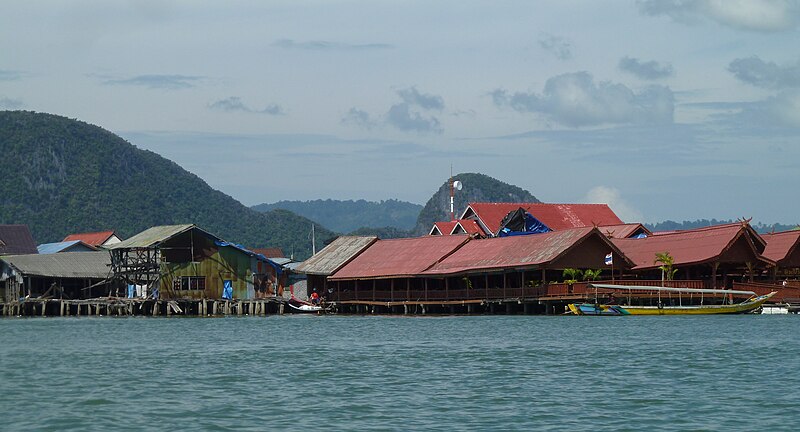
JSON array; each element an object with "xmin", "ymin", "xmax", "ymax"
[
  {"xmin": 329, "ymin": 235, "xmax": 469, "ymax": 280},
  {"xmin": 423, "ymin": 227, "xmax": 630, "ymax": 275},
  {"xmin": 251, "ymin": 247, "xmax": 285, "ymax": 258},
  {"xmin": 598, "ymin": 223, "xmax": 651, "ymax": 239},
  {"xmin": 762, "ymin": 230, "xmax": 800, "ymax": 265},
  {"xmin": 1, "ymin": 251, "xmax": 111, "ymax": 278},
  {"xmin": 63, "ymin": 230, "xmax": 117, "ymax": 246},
  {"xmin": 430, "ymin": 221, "xmax": 457, "ymax": 236},
  {"xmin": 108, "ymin": 224, "xmax": 195, "ymax": 249},
  {"xmin": 612, "ymin": 223, "xmax": 766, "ymax": 270},
  {"xmin": 295, "ymin": 236, "xmax": 378, "ymax": 276},
  {"xmin": 37, "ymin": 240, "xmax": 98, "ymax": 254},
  {"xmin": 463, "ymin": 203, "xmax": 624, "ymax": 234},
  {"xmin": 454, "ymin": 219, "xmax": 485, "ymax": 236},
  {"xmin": 0, "ymin": 225, "xmax": 38, "ymax": 255}
]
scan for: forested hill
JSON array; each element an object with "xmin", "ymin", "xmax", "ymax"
[
  {"xmin": 412, "ymin": 173, "xmax": 540, "ymax": 235},
  {"xmin": 0, "ymin": 111, "xmax": 333, "ymax": 259},
  {"xmin": 252, "ymin": 199, "xmax": 422, "ymax": 233},
  {"xmin": 646, "ymin": 219, "xmax": 799, "ymax": 234}
]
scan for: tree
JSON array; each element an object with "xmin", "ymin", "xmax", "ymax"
[
  {"xmin": 654, "ymin": 251, "xmax": 678, "ymax": 281},
  {"xmin": 582, "ymin": 269, "xmax": 603, "ymax": 281},
  {"xmin": 562, "ymin": 268, "xmax": 583, "ymax": 284}
]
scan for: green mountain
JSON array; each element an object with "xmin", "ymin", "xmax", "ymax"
[
  {"xmin": 412, "ymin": 173, "xmax": 540, "ymax": 235},
  {"xmin": 0, "ymin": 111, "xmax": 333, "ymax": 259},
  {"xmin": 252, "ymin": 199, "xmax": 422, "ymax": 233}
]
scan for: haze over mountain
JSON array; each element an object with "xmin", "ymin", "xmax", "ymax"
[
  {"xmin": 252, "ymin": 199, "xmax": 422, "ymax": 233},
  {"xmin": 0, "ymin": 111, "xmax": 332, "ymax": 259}
]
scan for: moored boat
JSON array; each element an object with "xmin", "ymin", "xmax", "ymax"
[{"xmin": 569, "ymin": 284, "xmax": 776, "ymax": 316}]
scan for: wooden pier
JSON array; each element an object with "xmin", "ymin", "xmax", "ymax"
[{"xmin": 0, "ymin": 297, "xmax": 287, "ymax": 318}]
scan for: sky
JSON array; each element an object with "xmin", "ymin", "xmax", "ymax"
[{"xmin": 2, "ymin": 0, "xmax": 800, "ymax": 224}]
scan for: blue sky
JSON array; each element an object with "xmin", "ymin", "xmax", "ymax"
[{"xmin": 2, "ymin": 1, "xmax": 800, "ymax": 224}]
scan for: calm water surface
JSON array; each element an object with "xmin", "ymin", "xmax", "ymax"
[{"xmin": 1, "ymin": 315, "xmax": 799, "ymax": 431}]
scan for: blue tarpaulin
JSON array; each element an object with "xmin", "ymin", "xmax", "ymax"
[
  {"xmin": 498, "ymin": 210, "xmax": 552, "ymax": 237},
  {"xmin": 222, "ymin": 280, "xmax": 233, "ymax": 300},
  {"xmin": 214, "ymin": 240, "xmax": 283, "ymax": 275}
]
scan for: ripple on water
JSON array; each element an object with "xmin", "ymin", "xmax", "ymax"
[{"xmin": 1, "ymin": 315, "xmax": 799, "ymax": 430}]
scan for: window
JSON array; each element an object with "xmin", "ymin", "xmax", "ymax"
[{"xmin": 173, "ymin": 276, "xmax": 206, "ymax": 291}]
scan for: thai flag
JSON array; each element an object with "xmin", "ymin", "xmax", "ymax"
[{"xmin": 604, "ymin": 253, "xmax": 613, "ymax": 266}]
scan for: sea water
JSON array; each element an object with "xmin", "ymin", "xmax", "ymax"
[{"xmin": 1, "ymin": 315, "xmax": 798, "ymax": 431}]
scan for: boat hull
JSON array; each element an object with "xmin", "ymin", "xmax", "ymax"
[{"xmin": 570, "ymin": 292, "xmax": 775, "ymax": 316}]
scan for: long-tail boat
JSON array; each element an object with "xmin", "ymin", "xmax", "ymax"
[{"xmin": 568, "ymin": 284, "xmax": 776, "ymax": 316}]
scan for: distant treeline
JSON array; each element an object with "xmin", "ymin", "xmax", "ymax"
[
  {"xmin": 645, "ymin": 219, "xmax": 799, "ymax": 234},
  {"xmin": 252, "ymin": 199, "xmax": 422, "ymax": 234}
]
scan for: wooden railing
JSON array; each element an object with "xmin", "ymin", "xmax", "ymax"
[
  {"xmin": 733, "ymin": 282, "xmax": 800, "ymax": 303},
  {"xmin": 333, "ymin": 279, "xmax": 711, "ymax": 303}
]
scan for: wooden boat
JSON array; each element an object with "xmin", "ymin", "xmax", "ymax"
[{"xmin": 568, "ymin": 284, "xmax": 776, "ymax": 316}]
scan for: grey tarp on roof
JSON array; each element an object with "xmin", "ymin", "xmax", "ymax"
[
  {"xmin": 1, "ymin": 251, "xmax": 112, "ymax": 278},
  {"xmin": 107, "ymin": 224, "xmax": 196, "ymax": 249},
  {"xmin": 295, "ymin": 236, "xmax": 378, "ymax": 276}
]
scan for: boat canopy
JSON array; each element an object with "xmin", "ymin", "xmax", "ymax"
[{"xmin": 588, "ymin": 284, "xmax": 756, "ymax": 296}]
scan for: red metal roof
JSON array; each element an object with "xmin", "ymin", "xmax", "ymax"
[
  {"xmin": 329, "ymin": 235, "xmax": 469, "ymax": 280},
  {"xmin": 251, "ymin": 247, "xmax": 285, "ymax": 258},
  {"xmin": 463, "ymin": 203, "xmax": 623, "ymax": 234},
  {"xmin": 430, "ymin": 221, "xmax": 458, "ymax": 236},
  {"xmin": 762, "ymin": 230, "xmax": 800, "ymax": 265},
  {"xmin": 63, "ymin": 230, "xmax": 117, "ymax": 246},
  {"xmin": 424, "ymin": 227, "xmax": 632, "ymax": 276},
  {"xmin": 612, "ymin": 223, "xmax": 767, "ymax": 270},
  {"xmin": 454, "ymin": 219, "xmax": 486, "ymax": 236},
  {"xmin": 598, "ymin": 223, "xmax": 651, "ymax": 239}
]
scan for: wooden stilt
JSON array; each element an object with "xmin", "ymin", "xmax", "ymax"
[
  {"xmin": 237, "ymin": 301, "xmax": 242, "ymax": 316},
  {"xmin": 212, "ymin": 301, "xmax": 218, "ymax": 316}
]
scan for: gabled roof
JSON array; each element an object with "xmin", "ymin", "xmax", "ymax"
[
  {"xmin": 37, "ymin": 240, "xmax": 98, "ymax": 254},
  {"xmin": 295, "ymin": 236, "xmax": 378, "ymax": 276},
  {"xmin": 599, "ymin": 223, "xmax": 652, "ymax": 239},
  {"xmin": 63, "ymin": 230, "xmax": 119, "ymax": 246},
  {"xmin": 329, "ymin": 235, "xmax": 469, "ymax": 280},
  {"xmin": 762, "ymin": 230, "xmax": 800, "ymax": 266},
  {"xmin": 0, "ymin": 224, "xmax": 38, "ymax": 255},
  {"xmin": 461, "ymin": 203, "xmax": 623, "ymax": 235},
  {"xmin": 453, "ymin": 219, "xmax": 485, "ymax": 236},
  {"xmin": 108, "ymin": 224, "xmax": 197, "ymax": 249},
  {"xmin": 1, "ymin": 251, "xmax": 111, "ymax": 279},
  {"xmin": 423, "ymin": 227, "xmax": 633, "ymax": 276},
  {"xmin": 612, "ymin": 222, "xmax": 769, "ymax": 270},
  {"xmin": 430, "ymin": 221, "xmax": 458, "ymax": 236}
]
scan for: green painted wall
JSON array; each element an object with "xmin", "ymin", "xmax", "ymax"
[{"xmin": 159, "ymin": 246, "xmax": 255, "ymax": 300}]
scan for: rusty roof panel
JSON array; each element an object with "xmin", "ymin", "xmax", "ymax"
[
  {"xmin": 598, "ymin": 223, "xmax": 651, "ymax": 239},
  {"xmin": 63, "ymin": 230, "xmax": 117, "ymax": 246},
  {"xmin": 329, "ymin": 235, "xmax": 468, "ymax": 280},
  {"xmin": 295, "ymin": 236, "xmax": 378, "ymax": 276},
  {"xmin": 465, "ymin": 203, "xmax": 623, "ymax": 234},
  {"xmin": 612, "ymin": 223, "xmax": 761, "ymax": 270},
  {"xmin": 423, "ymin": 227, "xmax": 599, "ymax": 275},
  {"xmin": 0, "ymin": 224, "xmax": 38, "ymax": 255},
  {"xmin": 762, "ymin": 230, "xmax": 800, "ymax": 265}
]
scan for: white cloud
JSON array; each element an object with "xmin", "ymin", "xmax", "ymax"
[
  {"xmin": 538, "ymin": 33, "xmax": 572, "ymax": 60},
  {"xmin": 637, "ymin": 0, "xmax": 800, "ymax": 32},
  {"xmin": 343, "ymin": 87, "xmax": 445, "ymax": 134},
  {"xmin": 728, "ymin": 56, "xmax": 800, "ymax": 89},
  {"xmin": 208, "ymin": 97, "xmax": 285, "ymax": 115},
  {"xmin": 584, "ymin": 186, "xmax": 644, "ymax": 223},
  {"xmin": 492, "ymin": 72, "xmax": 674, "ymax": 127},
  {"xmin": 619, "ymin": 56, "xmax": 674, "ymax": 80}
]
